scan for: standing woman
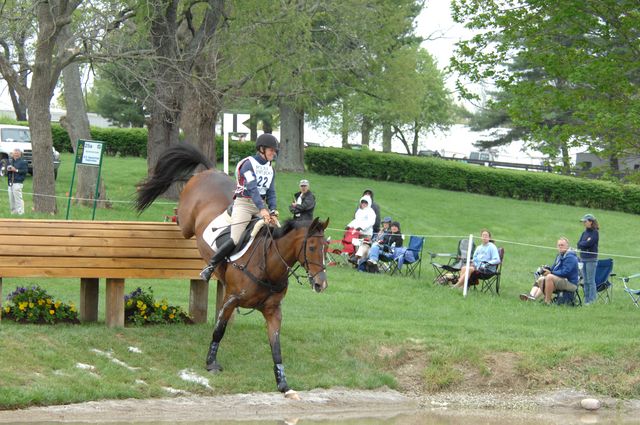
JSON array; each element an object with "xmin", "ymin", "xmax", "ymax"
[
  {"xmin": 452, "ymin": 229, "xmax": 500, "ymax": 289},
  {"xmin": 577, "ymin": 214, "xmax": 599, "ymax": 305}
]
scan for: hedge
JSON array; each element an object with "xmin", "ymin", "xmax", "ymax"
[
  {"xmin": 51, "ymin": 124, "xmax": 256, "ymax": 161},
  {"xmin": 304, "ymin": 147, "xmax": 640, "ymax": 215}
]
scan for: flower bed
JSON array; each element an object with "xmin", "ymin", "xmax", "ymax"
[
  {"xmin": 124, "ymin": 287, "xmax": 192, "ymax": 325},
  {"xmin": 3, "ymin": 286, "xmax": 79, "ymax": 324}
]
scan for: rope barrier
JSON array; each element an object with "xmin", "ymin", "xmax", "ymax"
[{"xmin": 2, "ymin": 187, "xmax": 639, "ymax": 261}]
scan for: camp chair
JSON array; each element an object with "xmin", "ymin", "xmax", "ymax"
[
  {"xmin": 578, "ymin": 258, "xmax": 615, "ymax": 304},
  {"xmin": 619, "ymin": 273, "xmax": 640, "ymax": 308},
  {"xmin": 326, "ymin": 228, "xmax": 361, "ymax": 266},
  {"xmin": 384, "ymin": 235, "xmax": 425, "ymax": 278},
  {"xmin": 468, "ymin": 247, "xmax": 504, "ymax": 295},
  {"xmin": 430, "ymin": 239, "xmax": 475, "ymax": 285}
]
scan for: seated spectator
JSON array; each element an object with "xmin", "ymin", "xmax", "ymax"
[
  {"xmin": 360, "ymin": 189, "xmax": 382, "ymax": 234},
  {"xmin": 364, "ymin": 221, "xmax": 403, "ymax": 273},
  {"xmin": 520, "ymin": 237, "xmax": 579, "ymax": 304},
  {"xmin": 354, "ymin": 216, "xmax": 392, "ymax": 266},
  {"xmin": 451, "ymin": 229, "xmax": 500, "ymax": 289},
  {"xmin": 289, "ymin": 179, "xmax": 316, "ymax": 221},
  {"xmin": 347, "ymin": 194, "xmax": 376, "ymax": 237}
]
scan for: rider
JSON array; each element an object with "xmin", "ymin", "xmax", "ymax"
[{"xmin": 200, "ymin": 133, "xmax": 279, "ymax": 282}]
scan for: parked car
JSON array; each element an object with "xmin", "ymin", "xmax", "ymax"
[{"xmin": 0, "ymin": 124, "xmax": 61, "ymax": 179}]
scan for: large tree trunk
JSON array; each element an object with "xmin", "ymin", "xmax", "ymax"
[
  {"xmin": 182, "ymin": 85, "xmax": 219, "ymax": 167},
  {"xmin": 382, "ymin": 124, "xmax": 392, "ymax": 153},
  {"xmin": 361, "ymin": 115, "xmax": 371, "ymax": 147},
  {"xmin": 560, "ymin": 143, "xmax": 571, "ymax": 175},
  {"xmin": 60, "ymin": 30, "xmax": 110, "ymax": 208},
  {"xmin": 277, "ymin": 102, "xmax": 304, "ymax": 172},
  {"xmin": 2, "ymin": 33, "xmax": 28, "ymax": 121},
  {"xmin": 412, "ymin": 121, "xmax": 420, "ymax": 155},
  {"xmin": 249, "ymin": 115, "xmax": 258, "ymax": 142},
  {"xmin": 28, "ymin": 80, "xmax": 57, "ymax": 214}
]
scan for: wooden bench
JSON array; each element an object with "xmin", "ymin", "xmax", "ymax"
[{"xmin": 0, "ymin": 219, "xmax": 220, "ymax": 327}]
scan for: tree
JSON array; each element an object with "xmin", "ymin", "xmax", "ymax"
[{"xmin": 450, "ymin": 0, "xmax": 640, "ymax": 174}]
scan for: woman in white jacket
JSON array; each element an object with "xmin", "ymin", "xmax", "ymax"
[{"xmin": 347, "ymin": 195, "xmax": 376, "ymax": 237}]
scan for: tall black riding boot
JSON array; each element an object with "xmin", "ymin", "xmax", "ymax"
[{"xmin": 200, "ymin": 239, "xmax": 236, "ymax": 282}]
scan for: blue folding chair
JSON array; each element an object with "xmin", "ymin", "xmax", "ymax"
[
  {"xmin": 579, "ymin": 258, "xmax": 615, "ymax": 304},
  {"xmin": 620, "ymin": 273, "xmax": 640, "ymax": 308},
  {"xmin": 384, "ymin": 235, "xmax": 425, "ymax": 278}
]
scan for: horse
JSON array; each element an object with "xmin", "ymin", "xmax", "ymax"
[{"xmin": 135, "ymin": 143, "xmax": 329, "ymax": 398}]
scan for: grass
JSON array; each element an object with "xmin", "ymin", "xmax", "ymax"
[{"xmin": 1, "ymin": 152, "xmax": 640, "ymax": 408}]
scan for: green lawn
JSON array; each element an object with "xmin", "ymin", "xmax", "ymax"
[{"xmin": 1, "ymin": 152, "xmax": 639, "ymax": 409}]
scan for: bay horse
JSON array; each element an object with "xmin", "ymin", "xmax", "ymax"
[{"xmin": 135, "ymin": 143, "xmax": 329, "ymax": 397}]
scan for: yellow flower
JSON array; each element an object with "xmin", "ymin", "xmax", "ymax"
[
  {"xmin": 3, "ymin": 306, "xmax": 9, "ymax": 313},
  {"xmin": 46, "ymin": 298, "xmax": 52, "ymax": 305},
  {"xmin": 49, "ymin": 309, "xmax": 55, "ymax": 315},
  {"xmin": 54, "ymin": 302, "xmax": 61, "ymax": 309},
  {"xmin": 161, "ymin": 305, "xmax": 168, "ymax": 311},
  {"xmin": 28, "ymin": 302, "xmax": 35, "ymax": 308},
  {"xmin": 154, "ymin": 302, "xmax": 160, "ymax": 308},
  {"xmin": 70, "ymin": 306, "xmax": 76, "ymax": 312},
  {"xmin": 38, "ymin": 299, "xmax": 45, "ymax": 305},
  {"xmin": 169, "ymin": 314, "xmax": 175, "ymax": 319}
]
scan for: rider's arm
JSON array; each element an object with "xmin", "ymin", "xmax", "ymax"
[{"xmin": 265, "ymin": 171, "xmax": 277, "ymax": 212}]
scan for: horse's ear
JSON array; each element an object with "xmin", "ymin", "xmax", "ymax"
[{"xmin": 322, "ymin": 217, "xmax": 330, "ymax": 230}]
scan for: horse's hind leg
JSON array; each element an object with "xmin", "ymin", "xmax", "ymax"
[
  {"xmin": 206, "ymin": 293, "xmax": 238, "ymax": 373},
  {"xmin": 263, "ymin": 304, "xmax": 292, "ymax": 394}
]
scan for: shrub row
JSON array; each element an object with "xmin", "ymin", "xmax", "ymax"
[
  {"xmin": 304, "ymin": 147, "xmax": 640, "ymax": 214},
  {"xmin": 51, "ymin": 124, "xmax": 256, "ymax": 160}
]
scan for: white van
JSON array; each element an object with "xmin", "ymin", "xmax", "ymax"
[{"xmin": 0, "ymin": 124, "xmax": 61, "ymax": 179}]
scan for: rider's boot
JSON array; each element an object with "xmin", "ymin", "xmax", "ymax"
[{"xmin": 200, "ymin": 239, "xmax": 236, "ymax": 282}]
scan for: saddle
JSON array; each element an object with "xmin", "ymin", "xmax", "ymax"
[{"xmin": 202, "ymin": 209, "xmax": 278, "ymax": 259}]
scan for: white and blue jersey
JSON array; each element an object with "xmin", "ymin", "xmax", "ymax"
[{"xmin": 234, "ymin": 154, "xmax": 277, "ymax": 211}]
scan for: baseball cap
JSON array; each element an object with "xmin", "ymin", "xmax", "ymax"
[
  {"xmin": 299, "ymin": 179, "xmax": 309, "ymax": 186},
  {"xmin": 580, "ymin": 213, "xmax": 596, "ymax": 222},
  {"xmin": 382, "ymin": 216, "xmax": 392, "ymax": 223}
]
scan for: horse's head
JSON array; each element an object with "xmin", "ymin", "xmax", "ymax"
[{"xmin": 300, "ymin": 217, "xmax": 329, "ymax": 293}]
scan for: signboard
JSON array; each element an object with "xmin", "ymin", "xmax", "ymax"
[
  {"xmin": 75, "ymin": 141, "xmax": 104, "ymax": 166},
  {"xmin": 67, "ymin": 140, "xmax": 106, "ymax": 220}
]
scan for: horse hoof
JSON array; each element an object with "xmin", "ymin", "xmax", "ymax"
[
  {"xmin": 206, "ymin": 363, "xmax": 223, "ymax": 373},
  {"xmin": 284, "ymin": 390, "xmax": 300, "ymax": 400}
]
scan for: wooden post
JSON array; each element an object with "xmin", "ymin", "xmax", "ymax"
[
  {"xmin": 105, "ymin": 278, "xmax": 125, "ymax": 328},
  {"xmin": 0, "ymin": 277, "xmax": 3, "ymax": 322},
  {"xmin": 80, "ymin": 278, "xmax": 99, "ymax": 322},
  {"xmin": 189, "ymin": 278, "xmax": 209, "ymax": 324}
]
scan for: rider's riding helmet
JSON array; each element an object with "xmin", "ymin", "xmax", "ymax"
[{"xmin": 256, "ymin": 133, "xmax": 279, "ymax": 153}]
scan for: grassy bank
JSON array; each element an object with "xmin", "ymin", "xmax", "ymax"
[{"xmin": 1, "ymin": 153, "xmax": 639, "ymax": 409}]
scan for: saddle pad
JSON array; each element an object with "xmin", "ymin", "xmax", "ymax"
[{"xmin": 202, "ymin": 212, "xmax": 271, "ymax": 259}]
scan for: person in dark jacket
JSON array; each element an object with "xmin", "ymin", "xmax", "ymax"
[
  {"xmin": 520, "ymin": 237, "xmax": 579, "ymax": 304},
  {"xmin": 364, "ymin": 221, "xmax": 404, "ymax": 272},
  {"xmin": 7, "ymin": 148, "xmax": 28, "ymax": 215},
  {"xmin": 361, "ymin": 189, "xmax": 381, "ymax": 234},
  {"xmin": 289, "ymin": 179, "xmax": 316, "ymax": 221},
  {"xmin": 577, "ymin": 213, "xmax": 600, "ymax": 305}
]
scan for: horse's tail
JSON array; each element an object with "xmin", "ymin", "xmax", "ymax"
[{"xmin": 135, "ymin": 143, "xmax": 214, "ymax": 212}]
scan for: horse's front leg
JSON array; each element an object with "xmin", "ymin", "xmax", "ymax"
[
  {"xmin": 263, "ymin": 303, "xmax": 298, "ymax": 398},
  {"xmin": 206, "ymin": 291, "xmax": 238, "ymax": 373}
]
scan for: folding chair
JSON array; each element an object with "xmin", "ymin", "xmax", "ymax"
[
  {"xmin": 620, "ymin": 273, "xmax": 640, "ymax": 308},
  {"xmin": 593, "ymin": 258, "xmax": 615, "ymax": 303},
  {"xmin": 430, "ymin": 239, "xmax": 475, "ymax": 285},
  {"xmin": 326, "ymin": 228, "xmax": 361, "ymax": 266},
  {"xmin": 468, "ymin": 247, "xmax": 504, "ymax": 295},
  {"xmin": 384, "ymin": 236, "xmax": 425, "ymax": 278}
]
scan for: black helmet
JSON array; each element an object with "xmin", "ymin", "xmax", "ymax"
[{"xmin": 256, "ymin": 133, "xmax": 279, "ymax": 151}]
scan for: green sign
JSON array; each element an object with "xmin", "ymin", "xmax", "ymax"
[{"xmin": 66, "ymin": 140, "xmax": 106, "ymax": 220}]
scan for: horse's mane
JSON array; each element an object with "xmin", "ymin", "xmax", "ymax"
[{"xmin": 270, "ymin": 218, "xmax": 321, "ymax": 239}]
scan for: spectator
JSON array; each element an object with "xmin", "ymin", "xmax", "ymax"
[
  {"xmin": 289, "ymin": 179, "xmax": 316, "ymax": 221},
  {"xmin": 577, "ymin": 213, "xmax": 599, "ymax": 305},
  {"xmin": 7, "ymin": 148, "xmax": 28, "ymax": 215},
  {"xmin": 347, "ymin": 195, "xmax": 375, "ymax": 238},
  {"xmin": 361, "ymin": 189, "xmax": 381, "ymax": 234},
  {"xmin": 354, "ymin": 216, "xmax": 392, "ymax": 267},
  {"xmin": 520, "ymin": 237, "xmax": 580, "ymax": 304},
  {"xmin": 364, "ymin": 221, "xmax": 404, "ymax": 273},
  {"xmin": 451, "ymin": 229, "xmax": 500, "ymax": 289}
]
